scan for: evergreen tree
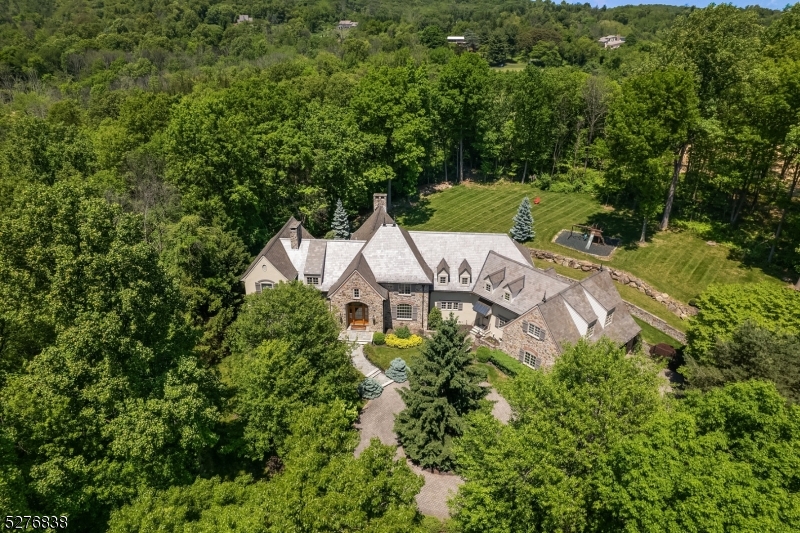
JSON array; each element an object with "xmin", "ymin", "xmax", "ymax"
[
  {"xmin": 510, "ymin": 196, "xmax": 535, "ymax": 242},
  {"xmin": 331, "ymin": 198, "xmax": 350, "ymax": 239},
  {"xmin": 394, "ymin": 315, "xmax": 486, "ymax": 471}
]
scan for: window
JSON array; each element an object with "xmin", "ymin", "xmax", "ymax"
[
  {"xmin": 485, "ymin": 282, "xmax": 492, "ymax": 292},
  {"xmin": 439, "ymin": 274, "xmax": 448, "ymax": 284},
  {"xmin": 585, "ymin": 322, "xmax": 595, "ymax": 338},
  {"xmin": 353, "ymin": 288, "xmax": 360, "ymax": 299},
  {"xmin": 255, "ymin": 281, "xmax": 273, "ymax": 293},
  {"xmin": 438, "ymin": 301, "xmax": 461, "ymax": 311},
  {"xmin": 306, "ymin": 276, "xmax": 319, "ymax": 286},
  {"xmin": 605, "ymin": 310, "xmax": 614, "ymax": 326},
  {"xmin": 527, "ymin": 323, "xmax": 545, "ymax": 341},
  {"xmin": 523, "ymin": 351, "xmax": 539, "ymax": 369},
  {"xmin": 503, "ymin": 291, "xmax": 511, "ymax": 301},
  {"xmin": 461, "ymin": 275, "xmax": 470, "ymax": 285},
  {"xmin": 398, "ymin": 284, "xmax": 411, "ymax": 295},
  {"xmin": 496, "ymin": 316, "xmax": 507, "ymax": 328},
  {"xmin": 396, "ymin": 303, "xmax": 412, "ymax": 320}
]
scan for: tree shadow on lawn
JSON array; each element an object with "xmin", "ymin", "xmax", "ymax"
[{"xmin": 393, "ymin": 196, "xmax": 435, "ymax": 227}]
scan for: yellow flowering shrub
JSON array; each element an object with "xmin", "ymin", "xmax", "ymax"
[{"xmin": 385, "ymin": 334, "xmax": 423, "ymax": 349}]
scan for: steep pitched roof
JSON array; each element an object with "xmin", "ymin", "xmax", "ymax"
[
  {"xmin": 487, "ymin": 268, "xmax": 506, "ymax": 287},
  {"xmin": 241, "ymin": 216, "xmax": 314, "ymax": 281},
  {"xmin": 304, "ymin": 240, "xmax": 327, "ymax": 276},
  {"xmin": 326, "ymin": 253, "xmax": 388, "ymax": 299},
  {"xmin": 561, "ymin": 284, "xmax": 598, "ymax": 324},
  {"xmin": 513, "ymin": 241, "xmax": 535, "ymax": 266},
  {"xmin": 505, "ymin": 276, "xmax": 525, "ymax": 297},
  {"xmin": 437, "ymin": 258, "xmax": 450, "ymax": 276},
  {"xmin": 319, "ymin": 240, "xmax": 366, "ymax": 291},
  {"xmin": 351, "ymin": 206, "xmax": 394, "ymax": 241},
  {"xmin": 360, "ymin": 224, "xmax": 432, "ymax": 283},
  {"xmin": 409, "ymin": 231, "xmax": 529, "ymax": 292}
]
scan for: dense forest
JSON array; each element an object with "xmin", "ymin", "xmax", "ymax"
[{"xmin": 2, "ymin": 0, "xmax": 800, "ymax": 531}]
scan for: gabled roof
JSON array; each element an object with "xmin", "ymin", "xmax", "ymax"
[
  {"xmin": 319, "ymin": 240, "xmax": 366, "ymax": 291},
  {"xmin": 505, "ymin": 276, "xmax": 525, "ymax": 297},
  {"xmin": 360, "ymin": 224, "xmax": 432, "ymax": 283},
  {"xmin": 561, "ymin": 284, "xmax": 598, "ymax": 324},
  {"xmin": 326, "ymin": 253, "xmax": 388, "ymax": 299},
  {"xmin": 351, "ymin": 206, "xmax": 394, "ymax": 241},
  {"xmin": 513, "ymin": 241, "xmax": 534, "ymax": 266},
  {"xmin": 241, "ymin": 216, "xmax": 314, "ymax": 281},
  {"xmin": 304, "ymin": 240, "xmax": 327, "ymax": 276},
  {"xmin": 459, "ymin": 259, "xmax": 472, "ymax": 275},
  {"xmin": 437, "ymin": 258, "xmax": 450, "ymax": 275},
  {"xmin": 487, "ymin": 268, "xmax": 506, "ymax": 287},
  {"xmin": 581, "ymin": 269, "xmax": 621, "ymax": 310}
]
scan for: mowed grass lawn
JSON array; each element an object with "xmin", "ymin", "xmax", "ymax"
[{"xmin": 396, "ymin": 182, "xmax": 782, "ymax": 305}]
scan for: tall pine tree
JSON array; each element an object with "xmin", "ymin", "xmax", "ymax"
[
  {"xmin": 394, "ymin": 315, "xmax": 486, "ymax": 471},
  {"xmin": 510, "ymin": 196, "xmax": 534, "ymax": 242},
  {"xmin": 331, "ymin": 199, "xmax": 350, "ymax": 240}
]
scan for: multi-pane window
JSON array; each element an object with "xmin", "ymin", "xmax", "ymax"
[
  {"xmin": 255, "ymin": 281, "xmax": 274, "ymax": 293},
  {"xmin": 503, "ymin": 291, "xmax": 511, "ymax": 301},
  {"xmin": 439, "ymin": 275, "xmax": 448, "ymax": 284},
  {"xmin": 496, "ymin": 317, "xmax": 507, "ymax": 327},
  {"xmin": 523, "ymin": 351, "xmax": 538, "ymax": 369},
  {"xmin": 485, "ymin": 282, "xmax": 492, "ymax": 292},
  {"xmin": 353, "ymin": 288, "xmax": 360, "ymax": 299},
  {"xmin": 396, "ymin": 304, "xmax": 412, "ymax": 320},
  {"xmin": 605, "ymin": 310, "xmax": 614, "ymax": 326},
  {"xmin": 398, "ymin": 284, "xmax": 411, "ymax": 295},
  {"xmin": 461, "ymin": 275, "xmax": 470, "ymax": 285},
  {"xmin": 439, "ymin": 301, "xmax": 461, "ymax": 311},
  {"xmin": 527, "ymin": 323, "xmax": 544, "ymax": 340},
  {"xmin": 585, "ymin": 322, "xmax": 595, "ymax": 338},
  {"xmin": 306, "ymin": 276, "xmax": 319, "ymax": 285}
]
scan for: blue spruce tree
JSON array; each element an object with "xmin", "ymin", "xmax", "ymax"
[
  {"xmin": 331, "ymin": 198, "xmax": 350, "ymax": 239},
  {"xmin": 510, "ymin": 196, "xmax": 535, "ymax": 242}
]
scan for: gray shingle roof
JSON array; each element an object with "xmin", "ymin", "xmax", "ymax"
[
  {"xmin": 360, "ymin": 225, "xmax": 432, "ymax": 283},
  {"xmin": 326, "ymin": 253, "xmax": 388, "ymax": 299},
  {"xmin": 409, "ymin": 232, "xmax": 530, "ymax": 292},
  {"xmin": 319, "ymin": 240, "xmax": 366, "ymax": 291},
  {"xmin": 437, "ymin": 258, "xmax": 450, "ymax": 276},
  {"xmin": 561, "ymin": 284, "xmax": 599, "ymax": 324},
  {"xmin": 351, "ymin": 206, "xmax": 394, "ymax": 241},
  {"xmin": 487, "ymin": 268, "xmax": 506, "ymax": 287},
  {"xmin": 240, "ymin": 216, "xmax": 314, "ymax": 281},
  {"xmin": 474, "ymin": 251, "xmax": 570, "ymax": 314},
  {"xmin": 506, "ymin": 276, "xmax": 525, "ymax": 297},
  {"xmin": 304, "ymin": 240, "xmax": 327, "ymax": 276}
]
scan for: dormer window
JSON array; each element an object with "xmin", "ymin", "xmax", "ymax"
[
  {"xmin": 605, "ymin": 310, "xmax": 614, "ymax": 326},
  {"xmin": 585, "ymin": 322, "xmax": 596, "ymax": 339},
  {"xmin": 461, "ymin": 275, "xmax": 470, "ymax": 285},
  {"xmin": 306, "ymin": 276, "xmax": 319, "ymax": 286},
  {"xmin": 503, "ymin": 291, "xmax": 511, "ymax": 302},
  {"xmin": 485, "ymin": 282, "xmax": 492, "ymax": 292},
  {"xmin": 439, "ymin": 274, "xmax": 448, "ymax": 284}
]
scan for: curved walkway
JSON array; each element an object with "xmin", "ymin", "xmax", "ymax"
[{"xmin": 352, "ymin": 346, "xmax": 513, "ymax": 519}]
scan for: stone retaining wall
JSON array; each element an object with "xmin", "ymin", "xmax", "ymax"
[
  {"xmin": 530, "ymin": 249, "xmax": 697, "ymax": 320},
  {"xmin": 625, "ymin": 303, "xmax": 686, "ymax": 345}
]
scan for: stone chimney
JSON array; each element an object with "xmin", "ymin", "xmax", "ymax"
[
  {"xmin": 373, "ymin": 193, "xmax": 387, "ymax": 212},
  {"xmin": 289, "ymin": 224, "xmax": 301, "ymax": 249}
]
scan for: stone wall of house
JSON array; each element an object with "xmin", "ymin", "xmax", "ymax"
[
  {"xmin": 499, "ymin": 307, "xmax": 561, "ymax": 369},
  {"xmin": 328, "ymin": 272, "xmax": 385, "ymax": 332},
  {"xmin": 529, "ymin": 249, "xmax": 697, "ymax": 319},
  {"xmin": 385, "ymin": 284, "xmax": 428, "ymax": 333}
]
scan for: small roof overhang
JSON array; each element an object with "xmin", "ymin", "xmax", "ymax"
[{"xmin": 473, "ymin": 301, "xmax": 492, "ymax": 316}]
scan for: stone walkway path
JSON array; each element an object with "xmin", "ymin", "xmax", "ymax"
[
  {"xmin": 352, "ymin": 348, "xmax": 514, "ymax": 519},
  {"xmin": 350, "ymin": 345, "xmax": 392, "ymax": 386}
]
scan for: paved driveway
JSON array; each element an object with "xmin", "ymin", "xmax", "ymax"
[{"xmin": 354, "ymin": 378, "xmax": 512, "ymax": 518}]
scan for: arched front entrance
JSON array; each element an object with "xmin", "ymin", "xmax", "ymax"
[{"xmin": 347, "ymin": 302, "xmax": 369, "ymax": 329}]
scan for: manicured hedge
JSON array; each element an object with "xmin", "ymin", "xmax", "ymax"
[
  {"xmin": 385, "ymin": 333, "xmax": 423, "ymax": 349},
  {"xmin": 475, "ymin": 346, "xmax": 492, "ymax": 363},
  {"xmin": 373, "ymin": 332, "xmax": 385, "ymax": 345},
  {"xmin": 474, "ymin": 347, "xmax": 528, "ymax": 377}
]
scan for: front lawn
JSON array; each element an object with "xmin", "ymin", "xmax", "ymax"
[
  {"xmin": 396, "ymin": 182, "xmax": 783, "ymax": 305},
  {"xmin": 364, "ymin": 343, "xmax": 424, "ymax": 371}
]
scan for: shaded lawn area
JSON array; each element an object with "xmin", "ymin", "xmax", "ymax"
[
  {"xmin": 474, "ymin": 361, "xmax": 510, "ymax": 389},
  {"xmin": 363, "ymin": 343, "xmax": 424, "ymax": 371},
  {"xmin": 396, "ymin": 183, "xmax": 782, "ymax": 304},
  {"xmin": 633, "ymin": 317, "xmax": 683, "ymax": 349}
]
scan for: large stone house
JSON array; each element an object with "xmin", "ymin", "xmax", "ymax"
[{"xmin": 241, "ymin": 194, "xmax": 640, "ymax": 369}]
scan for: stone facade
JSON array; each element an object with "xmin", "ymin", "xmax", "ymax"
[
  {"xmin": 499, "ymin": 307, "xmax": 561, "ymax": 369},
  {"xmin": 385, "ymin": 283, "xmax": 429, "ymax": 333},
  {"xmin": 328, "ymin": 271, "xmax": 385, "ymax": 332},
  {"xmin": 529, "ymin": 248, "xmax": 697, "ymax": 319}
]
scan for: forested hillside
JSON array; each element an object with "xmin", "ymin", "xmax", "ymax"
[{"xmin": 2, "ymin": 0, "xmax": 800, "ymax": 531}]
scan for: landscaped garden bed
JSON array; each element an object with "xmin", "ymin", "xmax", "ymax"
[{"xmin": 363, "ymin": 343, "xmax": 424, "ymax": 371}]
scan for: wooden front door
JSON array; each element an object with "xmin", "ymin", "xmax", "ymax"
[{"xmin": 347, "ymin": 303, "xmax": 369, "ymax": 329}]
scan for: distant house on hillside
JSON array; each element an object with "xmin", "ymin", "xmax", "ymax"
[
  {"xmin": 598, "ymin": 35, "xmax": 625, "ymax": 49},
  {"xmin": 338, "ymin": 20, "xmax": 359, "ymax": 30},
  {"xmin": 447, "ymin": 36, "xmax": 467, "ymax": 46},
  {"xmin": 236, "ymin": 14, "xmax": 252, "ymax": 23},
  {"xmin": 241, "ymin": 193, "xmax": 641, "ymax": 370}
]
